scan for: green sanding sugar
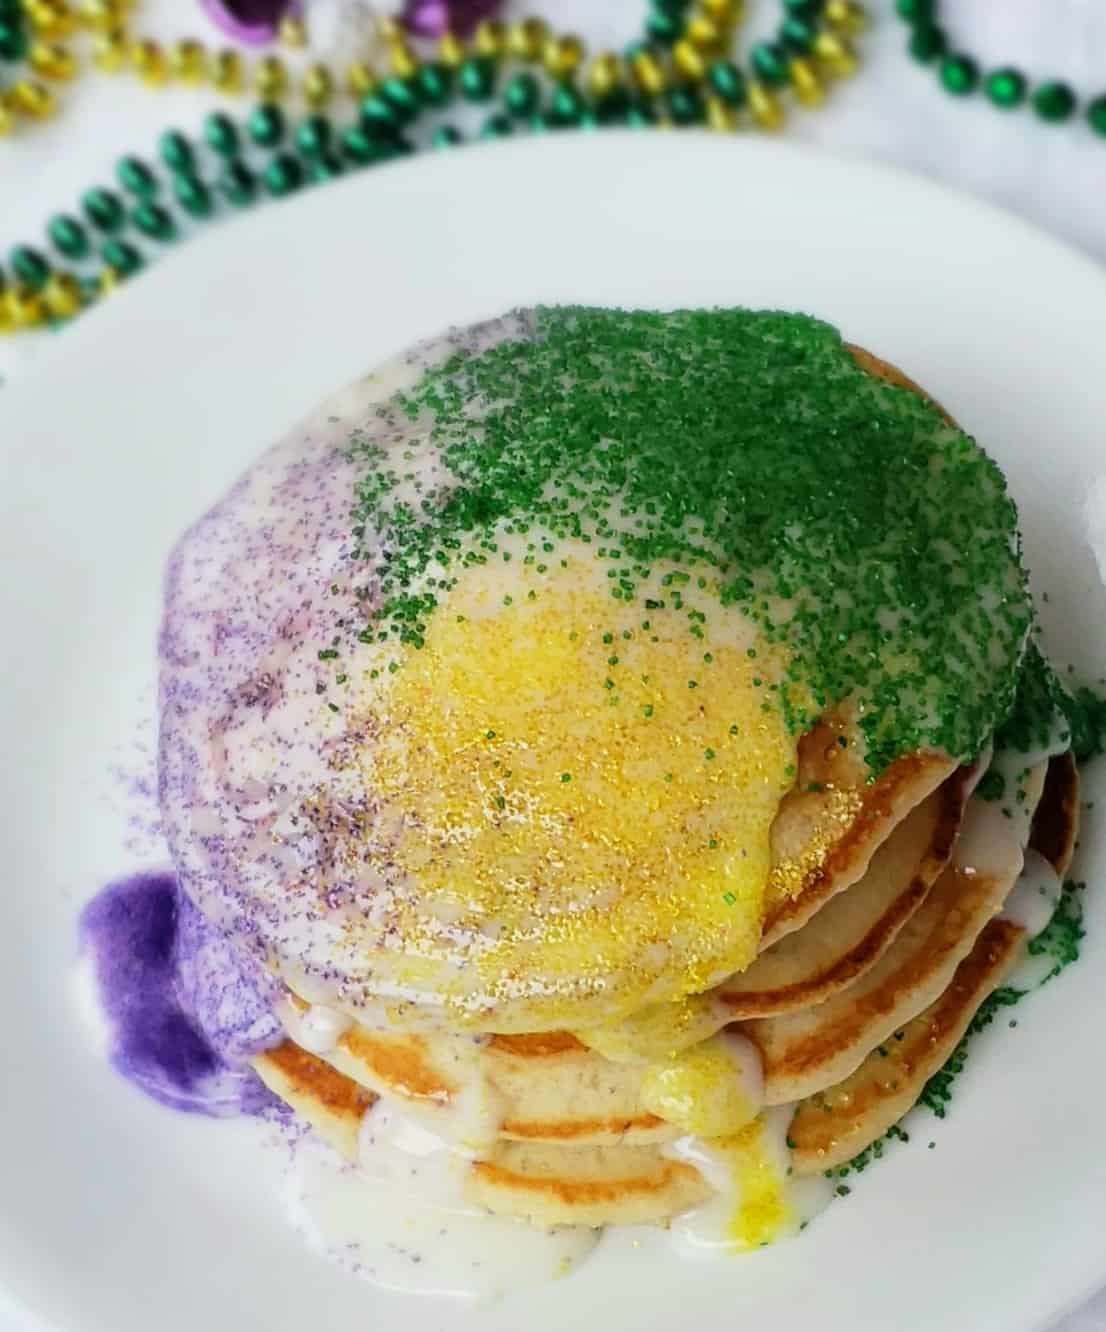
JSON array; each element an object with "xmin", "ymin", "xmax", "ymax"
[{"xmin": 348, "ymin": 306, "xmax": 1033, "ymax": 773}]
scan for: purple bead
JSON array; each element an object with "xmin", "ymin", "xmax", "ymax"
[
  {"xmin": 401, "ymin": 0, "xmax": 503, "ymax": 38},
  {"xmin": 198, "ymin": 0, "xmax": 302, "ymax": 46}
]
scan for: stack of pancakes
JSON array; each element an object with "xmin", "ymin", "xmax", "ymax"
[{"xmin": 160, "ymin": 309, "xmax": 1079, "ymax": 1246}]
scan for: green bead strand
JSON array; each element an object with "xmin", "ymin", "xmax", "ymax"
[
  {"xmin": 708, "ymin": 60, "xmax": 747, "ymax": 107},
  {"xmin": 908, "ymin": 24, "xmax": 946, "ymax": 63},
  {"xmin": 750, "ymin": 41, "xmax": 790, "ymax": 86},
  {"xmin": 459, "ymin": 55, "xmax": 497, "ymax": 102},
  {"xmin": 380, "ymin": 76, "xmax": 422, "ymax": 124},
  {"xmin": 417, "ymin": 62, "xmax": 452, "ymax": 107},
  {"xmin": 504, "ymin": 71, "xmax": 540, "ymax": 117}
]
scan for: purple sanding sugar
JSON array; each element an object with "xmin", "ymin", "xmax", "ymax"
[{"xmin": 79, "ymin": 871, "xmax": 284, "ymax": 1118}]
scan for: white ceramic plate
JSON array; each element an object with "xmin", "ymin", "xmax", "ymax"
[{"xmin": 2, "ymin": 133, "xmax": 1105, "ymax": 1332}]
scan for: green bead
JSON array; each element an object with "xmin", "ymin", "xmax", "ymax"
[
  {"xmin": 504, "ymin": 70, "xmax": 539, "ymax": 117},
  {"xmin": 529, "ymin": 111, "xmax": 555, "ymax": 133},
  {"xmin": 652, "ymin": 0, "xmax": 691, "ymax": 14},
  {"xmin": 908, "ymin": 23, "xmax": 946, "ymax": 63},
  {"xmin": 158, "ymin": 131, "xmax": 194, "ymax": 173},
  {"xmin": 0, "ymin": 17, "xmax": 27, "ymax": 61},
  {"xmin": 380, "ymin": 76, "xmax": 421, "ymax": 123},
  {"xmin": 551, "ymin": 83, "xmax": 586, "ymax": 126},
  {"xmin": 645, "ymin": 10, "xmax": 681, "ymax": 45},
  {"xmin": 1087, "ymin": 95, "xmax": 1106, "ymax": 137},
  {"xmin": 249, "ymin": 103, "xmax": 285, "ymax": 147},
  {"xmin": 895, "ymin": 0, "xmax": 934, "ymax": 18},
  {"xmin": 458, "ymin": 55, "xmax": 496, "ymax": 102},
  {"xmin": 417, "ymin": 62, "xmax": 452, "ymax": 107},
  {"xmin": 939, "ymin": 54, "xmax": 978, "ymax": 96},
  {"xmin": 204, "ymin": 112, "xmax": 240, "ymax": 157},
  {"xmin": 264, "ymin": 153, "xmax": 305, "ymax": 197},
  {"xmin": 1032, "ymin": 81, "xmax": 1076, "ymax": 123},
  {"xmin": 480, "ymin": 112, "xmax": 514, "ymax": 139},
  {"xmin": 750, "ymin": 41, "xmax": 789, "ymax": 87},
  {"xmin": 341, "ymin": 125, "xmax": 379, "ymax": 164},
  {"xmin": 783, "ymin": 0, "xmax": 820, "ymax": 16},
  {"xmin": 431, "ymin": 124, "xmax": 463, "ymax": 148},
  {"xmin": 131, "ymin": 202, "xmax": 176, "ymax": 241},
  {"xmin": 295, "ymin": 114, "xmax": 332, "ymax": 158},
  {"xmin": 359, "ymin": 94, "xmax": 400, "ymax": 134},
  {"xmin": 174, "ymin": 174, "xmax": 214, "ymax": 218},
  {"xmin": 47, "ymin": 214, "xmax": 88, "ymax": 260},
  {"xmin": 82, "ymin": 188, "xmax": 125, "ymax": 234},
  {"xmin": 117, "ymin": 156, "xmax": 159, "ymax": 199},
  {"xmin": 984, "ymin": 68, "xmax": 1026, "ymax": 109},
  {"xmin": 780, "ymin": 17, "xmax": 816, "ymax": 53},
  {"xmin": 10, "ymin": 246, "xmax": 49, "ymax": 291},
  {"xmin": 310, "ymin": 153, "xmax": 345, "ymax": 182},
  {"xmin": 667, "ymin": 84, "xmax": 704, "ymax": 125},
  {"xmin": 218, "ymin": 160, "xmax": 257, "ymax": 206},
  {"xmin": 101, "ymin": 240, "xmax": 143, "ymax": 277},
  {"xmin": 707, "ymin": 59, "xmax": 747, "ymax": 107},
  {"xmin": 595, "ymin": 87, "xmax": 632, "ymax": 125},
  {"xmin": 625, "ymin": 97, "xmax": 657, "ymax": 127}
]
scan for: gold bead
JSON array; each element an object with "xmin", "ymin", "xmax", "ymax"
[
  {"xmin": 825, "ymin": 0, "xmax": 868, "ymax": 34},
  {"xmin": 788, "ymin": 56, "xmax": 825, "ymax": 105},
  {"xmin": 437, "ymin": 31, "xmax": 464, "ymax": 69},
  {"xmin": 705, "ymin": 92, "xmax": 737, "ymax": 131},
  {"xmin": 344, "ymin": 60, "xmax": 375, "ymax": 97},
  {"xmin": 508, "ymin": 16, "xmax": 547, "ymax": 61},
  {"xmin": 254, "ymin": 54, "xmax": 288, "ymax": 98},
  {"xmin": 92, "ymin": 26, "xmax": 126, "ymax": 70},
  {"xmin": 700, "ymin": 0, "xmax": 742, "ymax": 27},
  {"xmin": 302, "ymin": 62, "xmax": 333, "ymax": 109},
  {"xmin": 170, "ymin": 38, "xmax": 207, "ymax": 84},
  {"xmin": 813, "ymin": 31, "xmax": 858, "ymax": 76},
  {"xmin": 75, "ymin": 0, "xmax": 126, "ymax": 30},
  {"xmin": 543, "ymin": 33, "xmax": 584, "ymax": 80},
  {"xmin": 0, "ymin": 97, "xmax": 14, "ymax": 136},
  {"xmin": 686, "ymin": 15, "xmax": 722, "ymax": 52},
  {"xmin": 129, "ymin": 38, "xmax": 168, "ymax": 86},
  {"xmin": 473, "ymin": 19, "xmax": 506, "ymax": 58},
  {"xmin": 376, "ymin": 15, "xmax": 404, "ymax": 43},
  {"xmin": 211, "ymin": 48, "xmax": 244, "ymax": 93},
  {"xmin": 99, "ymin": 268, "xmax": 122, "ymax": 297},
  {"xmin": 43, "ymin": 271, "xmax": 83, "ymax": 319},
  {"xmin": 630, "ymin": 48, "xmax": 667, "ymax": 97},
  {"xmin": 29, "ymin": 39, "xmax": 78, "ymax": 80},
  {"xmin": 278, "ymin": 15, "xmax": 307, "ymax": 47},
  {"xmin": 748, "ymin": 78, "xmax": 784, "ymax": 129},
  {"xmin": 585, "ymin": 51, "xmax": 622, "ymax": 101},
  {"xmin": 387, "ymin": 40, "xmax": 418, "ymax": 78},
  {"xmin": 9, "ymin": 78, "xmax": 56, "ymax": 117},
  {"xmin": 672, "ymin": 38, "xmax": 706, "ymax": 82},
  {"xmin": 5, "ymin": 285, "xmax": 46, "ymax": 328},
  {"xmin": 25, "ymin": 0, "xmax": 75, "ymax": 38}
]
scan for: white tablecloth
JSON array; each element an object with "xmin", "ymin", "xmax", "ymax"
[{"xmin": 2, "ymin": 1, "xmax": 1103, "ymax": 1326}]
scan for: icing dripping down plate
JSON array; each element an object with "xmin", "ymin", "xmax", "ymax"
[{"xmin": 1, "ymin": 132, "xmax": 1105, "ymax": 1332}]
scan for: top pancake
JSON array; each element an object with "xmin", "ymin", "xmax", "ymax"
[{"xmin": 160, "ymin": 309, "xmax": 1032, "ymax": 1034}]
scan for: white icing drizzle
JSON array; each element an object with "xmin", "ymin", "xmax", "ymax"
[
  {"xmin": 293, "ymin": 1004, "xmax": 353, "ymax": 1056},
  {"xmin": 1001, "ymin": 848, "xmax": 1063, "ymax": 939},
  {"xmin": 285, "ymin": 1108, "xmax": 598, "ymax": 1300}
]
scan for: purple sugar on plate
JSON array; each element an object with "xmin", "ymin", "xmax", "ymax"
[{"xmin": 79, "ymin": 871, "xmax": 284, "ymax": 1118}]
